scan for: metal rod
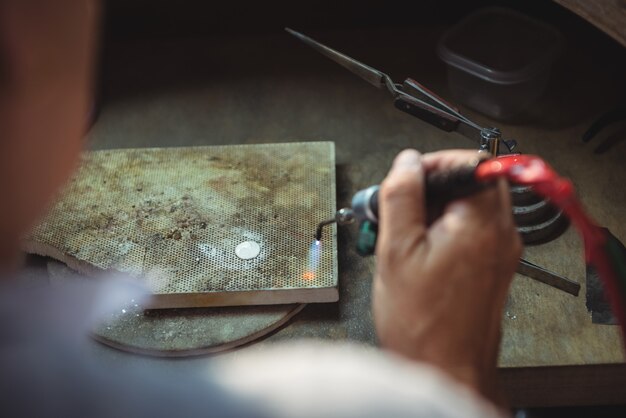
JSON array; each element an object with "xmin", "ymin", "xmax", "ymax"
[
  {"xmin": 315, "ymin": 219, "xmax": 337, "ymax": 241},
  {"xmin": 517, "ymin": 258, "xmax": 581, "ymax": 296},
  {"xmin": 285, "ymin": 28, "xmax": 486, "ymax": 145},
  {"xmin": 285, "ymin": 28, "xmax": 387, "ymax": 90}
]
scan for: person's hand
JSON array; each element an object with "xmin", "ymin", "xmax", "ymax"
[{"xmin": 372, "ymin": 149, "xmax": 522, "ymax": 401}]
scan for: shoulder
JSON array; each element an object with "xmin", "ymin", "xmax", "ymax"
[{"xmin": 211, "ymin": 341, "xmax": 507, "ymax": 418}]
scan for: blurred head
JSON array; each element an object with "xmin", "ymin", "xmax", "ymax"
[{"xmin": 0, "ymin": 0, "xmax": 99, "ymax": 269}]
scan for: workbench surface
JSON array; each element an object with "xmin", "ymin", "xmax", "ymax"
[{"xmin": 86, "ymin": 20, "xmax": 626, "ymax": 406}]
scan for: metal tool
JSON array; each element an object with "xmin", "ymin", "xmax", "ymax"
[
  {"xmin": 314, "ymin": 160, "xmax": 580, "ymax": 296},
  {"xmin": 288, "ymin": 27, "xmax": 569, "ymax": 245},
  {"xmin": 315, "ymin": 208, "xmax": 355, "ymax": 241},
  {"xmin": 285, "ymin": 27, "xmax": 516, "ymax": 155},
  {"xmin": 517, "ymin": 258, "xmax": 580, "ymax": 296}
]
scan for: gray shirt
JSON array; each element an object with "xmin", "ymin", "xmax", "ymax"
[{"xmin": 0, "ymin": 279, "xmax": 504, "ymax": 418}]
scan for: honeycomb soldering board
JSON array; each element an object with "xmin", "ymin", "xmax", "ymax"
[{"xmin": 25, "ymin": 142, "xmax": 338, "ymax": 308}]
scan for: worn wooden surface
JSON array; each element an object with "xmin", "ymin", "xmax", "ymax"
[
  {"xmin": 501, "ymin": 363, "xmax": 626, "ymax": 407},
  {"xmin": 555, "ymin": 0, "xmax": 626, "ymax": 47}
]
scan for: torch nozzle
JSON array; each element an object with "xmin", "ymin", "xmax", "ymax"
[{"xmin": 315, "ymin": 208, "xmax": 355, "ymax": 241}]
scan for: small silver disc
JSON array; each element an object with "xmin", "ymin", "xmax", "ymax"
[{"xmin": 235, "ymin": 241, "xmax": 261, "ymax": 260}]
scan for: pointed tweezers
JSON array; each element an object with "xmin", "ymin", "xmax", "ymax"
[{"xmin": 285, "ymin": 28, "xmax": 490, "ymax": 144}]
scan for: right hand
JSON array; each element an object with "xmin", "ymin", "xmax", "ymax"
[{"xmin": 372, "ymin": 149, "xmax": 522, "ymax": 401}]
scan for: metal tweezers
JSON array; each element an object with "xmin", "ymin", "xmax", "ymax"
[{"xmin": 285, "ymin": 28, "xmax": 517, "ymax": 154}]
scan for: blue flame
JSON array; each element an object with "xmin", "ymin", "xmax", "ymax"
[{"xmin": 305, "ymin": 240, "xmax": 321, "ymax": 279}]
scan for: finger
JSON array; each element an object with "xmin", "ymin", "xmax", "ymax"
[
  {"xmin": 421, "ymin": 149, "xmax": 488, "ymax": 172},
  {"xmin": 377, "ymin": 149, "xmax": 426, "ymax": 252},
  {"xmin": 430, "ymin": 177, "xmax": 511, "ymax": 243},
  {"xmin": 444, "ymin": 184, "xmax": 502, "ymax": 230}
]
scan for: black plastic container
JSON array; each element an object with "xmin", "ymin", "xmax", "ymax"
[{"xmin": 438, "ymin": 8, "xmax": 563, "ymax": 120}]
